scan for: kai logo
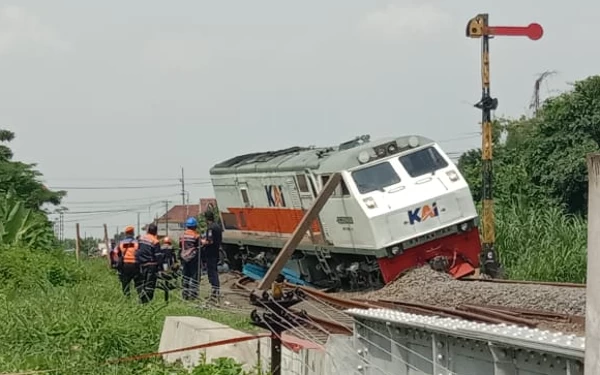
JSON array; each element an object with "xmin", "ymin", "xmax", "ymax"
[
  {"xmin": 408, "ymin": 202, "xmax": 439, "ymax": 225},
  {"xmin": 265, "ymin": 185, "xmax": 287, "ymax": 207}
]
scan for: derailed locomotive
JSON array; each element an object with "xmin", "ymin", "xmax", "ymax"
[{"xmin": 209, "ymin": 134, "xmax": 483, "ymax": 289}]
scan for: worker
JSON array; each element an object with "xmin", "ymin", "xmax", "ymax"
[
  {"xmin": 155, "ymin": 236, "xmax": 179, "ymax": 302},
  {"xmin": 114, "ymin": 226, "xmax": 140, "ymax": 297},
  {"xmin": 200, "ymin": 211, "xmax": 222, "ymax": 302},
  {"xmin": 135, "ymin": 223, "xmax": 161, "ymax": 304},
  {"xmin": 179, "ymin": 217, "xmax": 201, "ymax": 300}
]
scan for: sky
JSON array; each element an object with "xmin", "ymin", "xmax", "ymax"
[{"xmin": 0, "ymin": 0, "xmax": 598, "ymax": 239}]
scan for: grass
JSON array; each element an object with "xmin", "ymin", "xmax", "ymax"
[
  {"xmin": 0, "ymin": 247, "xmax": 257, "ymax": 375},
  {"xmin": 0, "ymin": 201, "xmax": 588, "ymax": 373},
  {"xmin": 494, "ymin": 202, "xmax": 587, "ymax": 283}
]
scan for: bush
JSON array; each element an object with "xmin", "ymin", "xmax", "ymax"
[
  {"xmin": 0, "ymin": 191, "xmax": 57, "ymax": 250},
  {"xmin": 495, "ymin": 202, "xmax": 587, "ymax": 283},
  {"xmin": 0, "ymin": 246, "xmax": 88, "ymax": 292}
]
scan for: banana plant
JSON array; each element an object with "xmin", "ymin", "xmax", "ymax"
[{"xmin": 0, "ymin": 191, "xmax": 56, "ymax": 249}]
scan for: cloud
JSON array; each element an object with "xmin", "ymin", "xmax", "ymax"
[
  {"xmin": 141, "ymin": 32, "xmax": 214, "ymax": 73},
  {"xmin": 0, "ymin": 5, "xmax": 70, "ymax": 55},
  {"xmin": 359, "ymin": 1, "xmax": 452, "ymax": 41}
]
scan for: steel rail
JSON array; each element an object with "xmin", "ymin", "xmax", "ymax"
[{"xmin": 461, "ymin": 277, "xmax": 586, "ymax": 288}]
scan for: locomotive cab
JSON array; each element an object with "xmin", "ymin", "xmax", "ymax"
[{"xmin": 337, "ymin": 138, "xmax": 482, "ymax": 283}]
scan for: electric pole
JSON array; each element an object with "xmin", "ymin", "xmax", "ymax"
[
  {"xmin": 165, "ymin": 200, "xmax": 170, "ymax": 236},
  {"xmin": 137, "ymin": 212, "xmax": 141, "ymax": 235},
  {"xmin": 180, "ymin": 167, "xmax": 186, "ymax": 206}
]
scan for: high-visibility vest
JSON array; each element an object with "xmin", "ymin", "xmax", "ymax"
[{"xmin": 119, "ymin": 238, "xmax": 139, "ymax": 264}]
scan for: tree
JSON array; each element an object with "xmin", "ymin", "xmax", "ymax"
[
  {"xmin": 197, "ymin": 205, "xmax": 221, "ymax": 233},
  {"xmin": 458, "ymin": 75, "xmax": 600, "ymax": 215},
  {"xmin": 0, "ymin": 128, "xmax": 65, "ymax": 210}
]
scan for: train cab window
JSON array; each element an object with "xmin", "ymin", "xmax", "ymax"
[
  {"xmin": 296, "ymin": 174, "xmax": 310, "ymax": 193},
  {"xmin": 351, "ymin": 162, "xmax": 401, "ymax": 194},
  {"xmin": 399, "ymin": 146, "xmax": 449, "ymax": 178},
  {"xmin": 240, "ymin": 188, "xmax": 250, "ymax": 206},
  {"xmin": 321, "ymin": 175, "xmax": 350, "ymax": 197}
]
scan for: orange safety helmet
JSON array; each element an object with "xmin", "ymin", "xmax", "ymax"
[
  {"xmin": 124, "ymin": 225, "xmax": 135, "ymax": 234},
  {"xmin": 162, "ymin": 236, "xmax": 172, "ymax": 245}
]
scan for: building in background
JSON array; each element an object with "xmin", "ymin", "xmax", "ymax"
[{"xmin": 152, "ymin": 199, "xmax": 218, "ymax": 238}]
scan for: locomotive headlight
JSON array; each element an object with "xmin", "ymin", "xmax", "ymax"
[
  {"xmin": 357, "ymin": 151, "xmax": 370, "ymax": 164},
  {"xmin": 391, "ymin": 246, "xmax": 401, "ymax": 255},
  {"xmin": 459, "ymin": 222, "xmax": 470, "ymax": 232},
  {"xmin": 363, "ymin": 197, "xmax": 377, "ymax": 209},
  {"xmin": 446, "ymin": 170, "xmax": 459, "ymax": 182}
]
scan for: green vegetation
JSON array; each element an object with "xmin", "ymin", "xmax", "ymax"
[
  {"xmin": 458, "ymin": 75, "xmax": 600, "ymax": 283},
  {"xmin": 0, "ymin": 248, "xmax": 257, "ymax": 374}
]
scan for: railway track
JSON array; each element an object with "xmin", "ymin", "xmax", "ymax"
[
  {"xmin": 223, "ymin": 272, "xmax": 585, "ymax": 346},
  {"xmin": 461, "ymin": 276, "xmax": 586, "ymax": 288}
]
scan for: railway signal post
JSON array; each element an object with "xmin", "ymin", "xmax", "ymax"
[{"xmin": 465, "ymin": 14, "xmax": 543, "ymax": 278}]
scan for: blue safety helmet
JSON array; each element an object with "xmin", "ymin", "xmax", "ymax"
[{"xmin": 185, "ymin": 217, "xmax": 198, "ymax": 228}]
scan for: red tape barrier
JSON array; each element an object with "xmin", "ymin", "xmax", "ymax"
[{"xmin": 106, "ymin": 333, "xmax": 272, "ymax": 364}]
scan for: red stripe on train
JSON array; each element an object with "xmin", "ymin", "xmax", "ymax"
[{"xmin": 225, "ymin": 207, "xmax": 321, "ymax": 234}]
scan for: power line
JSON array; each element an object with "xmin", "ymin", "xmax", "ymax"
[
  {"xmin": 61, "ymin": 193, "xmax": 181, "ymax": 205},
  {"xmin": 47, "ymin": 182, "xmax": 212, "ymax": 190},
  {"xmin": 44, "ymin": 177, "xmax": 211, "ymax": 182}
]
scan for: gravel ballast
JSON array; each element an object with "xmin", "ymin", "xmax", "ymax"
[{"xmin": 361, "ymin": 266, "xmax": 586, "ymax": 316}]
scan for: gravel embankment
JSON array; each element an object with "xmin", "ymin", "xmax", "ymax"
[{"xmin": 361, "ymin": 267, "xmax": 586, "ymax": 316}]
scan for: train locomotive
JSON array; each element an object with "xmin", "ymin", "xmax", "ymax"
[{"xmin": 209, "ymin": 134, "xmax": 484, "ymax": 290}]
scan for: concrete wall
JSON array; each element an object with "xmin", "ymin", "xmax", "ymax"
[
  {"xmin": 158, "ymin": 316, "xmax": 327, "ymax": 374},
  {"xmin": 157, "ymin": 222, "xmax": 184, "ymax": 238}
]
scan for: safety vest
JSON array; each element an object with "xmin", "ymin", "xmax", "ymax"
[
  {"xmin": 119, "ymin": 238, "xmax": 139, "ymax": 264},
  {"xmin": 180, "ymin": 229, "xmax": 200, "ymax": 263}
]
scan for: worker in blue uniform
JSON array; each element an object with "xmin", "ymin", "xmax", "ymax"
[{"xmin": 201, "ymin": 211, "xmax": 222, "ymax": 302}]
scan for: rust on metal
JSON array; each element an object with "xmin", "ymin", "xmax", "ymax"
[
  {"xmin": 456, "ymin": 305, "xmax": 537, "ymax": 328},
  {"xmin": 460, "ymin": 277, "xmax": 586, "ymax": 288},
  {"xmin": 287, "ymin": 283, "xmax": 375, "ymax": 309}
]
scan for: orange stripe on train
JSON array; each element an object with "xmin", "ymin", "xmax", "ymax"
[{"xmin": 224, "ymin": 207, "xmax": 321, "ymax": 234}]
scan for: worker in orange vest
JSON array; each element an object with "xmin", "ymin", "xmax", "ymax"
[
  {"xmin": 179, "ymin": 217, "xmax": 201, "ymax": 301},
  {"xmin": 135, "ymin": 223, "xmax": 161, "ymax": 304},
  {"xmin": 115, "ymin": 225, "xmax": 140, "ymax": 297}
]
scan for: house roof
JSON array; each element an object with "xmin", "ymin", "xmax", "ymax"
[
  {"xmin": 155, "ymin": 199, "xmax": 218, "ymax": 223},
  {"xmin": 156, "ymin": 204, "xmax": 201, "ymax": 223}
]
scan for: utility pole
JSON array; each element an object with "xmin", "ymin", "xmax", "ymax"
[
  {"xmin": 75, "ymin": 223, "xmax": 81, "ymax": 261},
  {"xmin": 585, "ymin": 153, "xmax": 600, "ymax": 374},
  {"xmin": 466, "ymin": 14, "xmax": 543, "ymax": 278},
  {"xmin": 180, "ymin": 167, "xmax": 186, "ymax": 206},
  {"xmin": 103, "ymin": 224, "xmax": 111, "ymax": 268},
  {"xmin": 137, "ymin": 212, "xmax": 141, "ymax": 235},
  {"xmin": 165, "ymin": 200, "xmax": 170, "ymax": 236}
]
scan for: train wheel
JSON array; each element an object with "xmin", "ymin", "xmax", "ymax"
[{"xmin": 222, "ymin": 244, "xmax": 243, "ymax": 271}]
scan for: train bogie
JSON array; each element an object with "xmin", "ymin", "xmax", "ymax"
[{"xmin": 210, "ymin": 135, "xmax": 482, "ymax": 289}]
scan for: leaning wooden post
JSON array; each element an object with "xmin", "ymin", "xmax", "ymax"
[
  {"xmin": 585, "ymin": 153, "xmax": 600, "ymax": 374},
  {"xmin": 75, "ymin": 223, "xmax": 81, "ymax": 261},
  {"xmin": 257, "ymin": 172, "xmax": 341, "ymax": 291}
]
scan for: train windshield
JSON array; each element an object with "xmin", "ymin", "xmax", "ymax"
[
  {"xmin": 399, "ymin": 146, "xmax": 449, "ymax": 178},
  {"xmin": 351, "ymin": 161, "xmax": 401, "ymax": 194}
]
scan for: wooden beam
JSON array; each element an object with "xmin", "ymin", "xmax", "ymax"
[{"xmin": 257, "ymin": 172, "xmax": 341, "ymax": 290}]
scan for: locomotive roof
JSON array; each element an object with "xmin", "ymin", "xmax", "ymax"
[{"xmin": 209, "ymin": 135, "xmax": 435, "ymax": 175}]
